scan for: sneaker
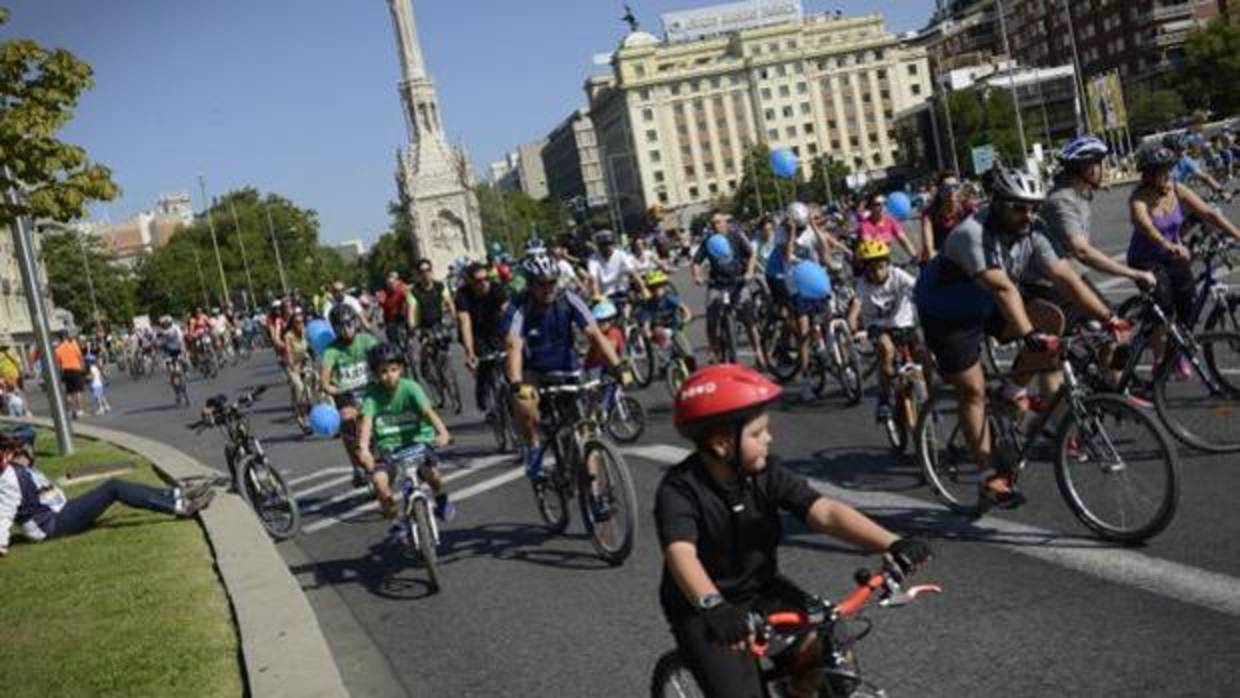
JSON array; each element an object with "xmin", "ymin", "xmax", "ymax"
[
  {"xmin": 176, "ymin": 489, "xmax": 216, "ymax": 518},
  {"xmin": 524, "ymin": 443, "xmax": 546, "ymax": 481},
  {"xmin": 351, "ymin": 468, "xmax": 367, "ymax": 489},
  {"xmin": 385, "ymin": 521, "xmax": 409, "ymax": 546},
  {"xmin": 589, "ymin": 493, "xmax": 614, "ymax": 522},
  {"xmin": 435, "ymin": 493, "xmax": 457, "ymax": 522},
  {"xmin": 979, "ymin": 474, "xmax": 1026, "ymax": 510},
  {"xmin": 874, "ymin": 399, "xmax": 892, "ymax": 422},
  {"xmin": 380, "ymin": 496, "xmax": 398, "ymax": 519}
]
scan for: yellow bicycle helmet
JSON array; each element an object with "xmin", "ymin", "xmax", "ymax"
[
  {"xmin": 645, "ymin": 269, "xmax": 670, "ymax": 287},
  {"xmin": 856, "ymin": 238, "xmax": 891, "ymax": 263}
]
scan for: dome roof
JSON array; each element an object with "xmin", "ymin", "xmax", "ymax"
[{"xmin": 621, "ymin": 31, "xmax": 659, "ymax": 48}]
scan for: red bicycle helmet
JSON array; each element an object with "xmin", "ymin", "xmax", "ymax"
[{"xmin": 674, "ymin": 363, "xmax": 782, "ymax": 438}]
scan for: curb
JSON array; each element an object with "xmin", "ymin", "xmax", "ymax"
[{"xmin": 5, "ymin": 417, "xmax": 349, "ymax": 698}]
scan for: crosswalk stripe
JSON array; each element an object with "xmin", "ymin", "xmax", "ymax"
[{"xmin": 286, "ymin": 466, "xmax": 352, "ymax": 488}]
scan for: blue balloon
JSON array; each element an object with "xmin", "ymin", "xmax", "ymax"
[
  {"xmin": 309, "ymin": 403, "xmax": 342, "ymax": 436},
  {"xmin": 770, "ymin": 148, "xmax": 799, "ymax": 179},
  {"xmin": 307, "ymin": 319, "xmax": 336, "ymax": 355},
  {"xmin": 790, "ymin": 260, "xmax": 831, "ymax": 300},
  {"xmin": 705, "ymin": 233, "xmax": 733, "ymax": 262},
  {"xmin": 886, "ymin": 191, "xmax": 912, "ymax": 220}
]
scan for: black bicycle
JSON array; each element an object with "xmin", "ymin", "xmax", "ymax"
[
  {"xmin": 531, "ymin": 373, "xmax": 639, "ymax": 565},
  {"xmin": 417, "ymin": 326, "xmax": 463, "ymax": 415},
  {"xmin": 189, "ymin": 385, "xmax": 301, "ymax": 539},
  {"xmin": 477, "ymin": 351, "xmax": 518, "ymax": 453}
]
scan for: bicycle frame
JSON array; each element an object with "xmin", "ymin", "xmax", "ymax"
[{"xmin": 383, "ymin": 445, "xmax": 440, "ymax": 551}]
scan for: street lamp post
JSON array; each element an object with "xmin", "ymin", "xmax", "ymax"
[
  {"xmin": 995, "ymin": 0, "xmax": 1029, "ymax": 163},
  {"xmin": 190, "ymin": 244, "xmax": 210, "ymax": 308},
  {"xmin": 262, "ymin": 203, "xmax": 290, "ymax": 298},
  {"xmin": 4, "ymin": 166, "xmax": 73, "ymax": 454},
  {"xmin": 196, "ymin": 175, "xmax": 230, "ymax": 310},
  {"xmin": 227, "ymin": 199, "xmax": 257, "ymax": 314},
  {"xmin": 1060, "ymin": 0, "xmax": 1089, "ymax": 135}
]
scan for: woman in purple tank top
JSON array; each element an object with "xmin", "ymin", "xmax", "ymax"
[{"xmin": 1129, "ymin": 146, "xmax": 1240, "ymax": 364}]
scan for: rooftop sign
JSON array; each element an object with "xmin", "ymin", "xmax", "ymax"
[{"xmin": 661, "ymin": 0, "xmax": 804, "ymax": 43}]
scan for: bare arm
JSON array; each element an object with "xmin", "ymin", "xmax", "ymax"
[
  {"xmin": 584, "ymin": 322, "xmax": 622, "ymax": 366},
  {"xmin": 920, "ymin": 213, "xmax": 937, "ymax": 260},
  {"xmin": 1046, "ymin": 259, "xmax": 1111, "ymax": 322},
  {"xmin": 846, "ymin": 297, "xmax": 861, "ymax": 333},
  {"xmin": 1179, "ymin": 182, "xmax": 1240, "ymax": 242},
  {"xmin": 664, "ymin": 541, "xmax": 722, "ymax": 609},
  {"xmin": 356, "ymin": 415, "xmax": 375, "ymax": 468},
  {"xmin": 977, "ymin": 268, "xmax": 1034, "ymax": 337},
  {"xmin": 1065, "ymin": 235, "xmax": 1154, "ymax": 285},
  {"xmin": 456, "ymin": 312, "xmax": 475, "ymax": 361},
  {"xmin": 504, "ymin": 333, "xmax": 525, "ymax": 385},
  {"xmin": 319, "ymin": 362, "xmax": 336, "ymax": 396},
  {"xmin": 421, "ymin": 404, "xmax": 452, "ymax": 447},
  {"xmin": 804, "ymin": 497, "xmax": 899, "ymax": 550}
]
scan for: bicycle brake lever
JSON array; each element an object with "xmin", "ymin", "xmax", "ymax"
[{"xmin": 879, "ymin": 583, "xmax": 943, "ymax": 608}]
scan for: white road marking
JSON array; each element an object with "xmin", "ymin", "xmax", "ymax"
[
  {"xmin": 623, "ymin": 444, "xmax": 692, "ymax": 463},
  {"xmin": 286, "ymin": 466, "xmax": 352, "ymax": 488},
  {"xmin": 294, "ymin": 473, "xmax": 356, "ymax": 499}
]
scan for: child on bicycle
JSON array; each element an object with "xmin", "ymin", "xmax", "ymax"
[
  {"xmin": 356, "ymin": 343, "xmax": 454, "ymax": 521},
  {"xmin": 584, "ymin": 299, "xmax": 626, "ymax": 377},
  {"xmin": 638, "ymin": 269, "xmax": 695, "ymax": 370},
  {"xmin": 655, "ymin": 364, "xmax": 931, "ymax": 698},
  {"xmin": 320, "ymin": 304, "xmax": 380, "ymax": 489},
  {"xmin": 846, "ymin": 239, "xmax": 920, "ymax": 421}
]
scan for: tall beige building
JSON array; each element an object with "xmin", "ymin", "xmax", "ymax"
[{"xmin": 587, "ymin": 5, "xmax": 931, "ymax": 225}]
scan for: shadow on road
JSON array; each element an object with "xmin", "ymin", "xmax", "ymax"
[
  {"xmin": 290, "ymin": 542, "xmax": 437, "ymax": 601},
  {"xmin": 783, "ymin": 449, "xmax": 923, "ymax": 493},
  {"xmin": 440, "ymin": 522, "xmax": 615, "ymax": 572}
]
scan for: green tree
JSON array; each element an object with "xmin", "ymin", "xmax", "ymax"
[
  {"xmin": 134, "ymin": 189, "xmax": 348, "ymax": 316},
  {"xmin": 1183, "ymin": 19, "xmax": 1240, "ymax": 116},
  {"xmin": 730, "ymin": 143, "xmax": 799, "ymax": 221},
  {"xmin": 362, "ymin": 201, "xmax": 417, "ymax": 290},
  {"xmin": 804, "ymin": 154, "xmax": 851, "ymax": 205},
  {"xmin": 0, "ymin": 6, "xmax": 118, "ymax": 229},
  {"xmin": 475, "ymin": 183, "xmax": 561, "ymax": 253},
  {"xmin": 1128, "ymin": 87, "xmax": 1188, "ymax": 136},
  {"xmin": 938, "ymin": 87, "xmax": 1032, "ymax": 175},
  {"xmin": 38, "ymin": 227, "xmax": 135, "ymax": 326}
]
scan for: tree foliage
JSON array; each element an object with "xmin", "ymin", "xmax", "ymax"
[
  {"xmin": 1183, "ymin": 19, "xmax": 1240, "ymax": 117},
  {"xmin": 38, "ymin": 227, "xmax": 135, "ymax": 326},
  {"xmin": 1128, "ymin": 87, "xmax": 1188, "ymax": 136},
  {"xmin": 361, "ymin": 201, "xmax": 417, "ymax": 290},
  {"xmin": 133, "ymin": 188, "xmax": 351, "ymax": 317},
  {"xmin": 730, "ymin": 143, "xmax": 799, "ymax": 221},
  {"xmin": 805, "ymin": 154, "xmax": 851, "ymax": 205},
  {"xmin": 0, "ymin": 6, "xmax": 117, "ymax": 226},
  {"xmin": 938, "ymin": 87, "xmax": 1032, "ymax": 174},
  {"xmin": 475, "ymin": 183, "xmax": 561, "ymax": 253}
]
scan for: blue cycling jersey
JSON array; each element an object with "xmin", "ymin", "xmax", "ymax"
[{"xmin": 508, "ymin": 291, "xmax": 593, "ymax": 373}]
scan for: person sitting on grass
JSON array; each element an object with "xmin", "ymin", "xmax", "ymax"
[
  {"xmin": 0, "ymin": 428, "xmax": 214, "ymax": 558},
  {"xmin": 356, "ymin": 343, "xmax": 455, "ymax": 524}
]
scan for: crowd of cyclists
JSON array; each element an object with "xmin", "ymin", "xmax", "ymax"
[{"xmin": 45, "ymin": 124, "xmax": 1240, "ymax": 696}]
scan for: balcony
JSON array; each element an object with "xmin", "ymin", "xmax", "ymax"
[{"xmin": 1150, "ymin": 0, "xmax": 1213, "ymax": 24}]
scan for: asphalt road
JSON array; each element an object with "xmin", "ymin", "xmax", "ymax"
[{"xmin": 29, "ymin": 184, "xmax": 1240, "ymax": 697}]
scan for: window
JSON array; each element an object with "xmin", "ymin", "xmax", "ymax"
[
  {"xmin": 704, "ymin": 162, "xmax": 716, "ymax": 175},
  {"xmin": 782, "ymin": 105, "xmax": 794, "ymax": 117},
  {"xmin": 658, "ymin": 191, "xmax": 669, "ymax": 204},
  {"xmin": 689, "ymin": 185, "xmax": 700, "ymax": 198},
  {"xmin": 680, "ymin": 145, "xmax": 692, "ymax": 157},
  {"xmin": 849, "ymin": 136, "xmax": 859, "ymax": 147},
  {"xmin": 646, "ymin": 129, "xmax": 658, "ymax": 143},
  {"xmin": 768, "ymin": 128, "xmax": 779, "ymax": 140},
  {"xmin": 710, "ymin": 77, "xmax": 721, "ymax": 88},
  {"xmin": 708, "ymin": 182, "xmax": 719, "ymax": 195},
  {"xmin": 907, "ymin": 63, "xmax": 918, "ymax": 75},
  {"xmin": 761, "ymin": 87, "xmax": 772, "ymax": 100},
  {"xmin": 649, "ymin": 150, "xmax": 661, "ymax": 163},
  {"xmin": 779, "ymin": 85, "xmax": 791, "ymax": 97},
  {"xmin": 777, "ymin": 65, "xmax": 787, "ymax": 77},
  {"xmin": 727, "ymin": 179, "xmax": 736, "ymax": 189},
  {"xmin": 791, "ymin": 146, "xmax": 800, "ymax": 156},
  {"xmin": 674, "ymin": 103, "xmax": 685, "ymax": 115},
  {"xmin": 785, "ymin": 126, "xmax": 796, "ymax": 138},
  {"xmin": 634, "ymin": 64, "xmax": 646, "ymax": 78},
  {"xmin": 831, "ymin": 139, "xmax": 841, "ymax": 149},
  {"xmin": 911, "ymin": 84, "xmax": 922, "ymax": 96},
  {"xmin": 677, "ymin": 124, "xmax": 689, "ymax": 135},
  {"xmin": 765, "ymin": 108, "xmax": 776, "ymax": 120},
  {"xmin": 653, "ymin": 171, "xmax": 665, "ymax": 183},
  {"xmin": 797, "ymin": 82, "xmax": 808, "ymax": 94},
  {"xmin": 670, "ymin": 84, "xmax": 681, "ymax": 96},
  {"xmin": 828, "ymin": 119, "xmax": 837, "ymax": 129},
  {"xmin": 640, "ymin": 88, "xmax": 651, "ymax": 101},
  {"xmin": 879, "ymin": 89, "xmax": 890, "ymax": 100},
  {"xmin": 642, "ymin": 108, "xmax": 654, "ymax": 122},
  {"xmin": 803, "ymin": 123, "xmax": 815, "ymax": 134},
  {"xmin": 799, "ymin": 102, "xmax": 811, "ymax": 115},
  {"xmin": 724, "ymin": 158, "xmax": 735, "ymax": 171},
  {"xmin": 685, "ymin": 165, "xmax": 696, "ymax": 177},
  {"xmin": 807, "ymin": 143, "xmax": 819, "ymax": 155}
]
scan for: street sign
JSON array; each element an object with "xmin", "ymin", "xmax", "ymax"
[{"xmin": 971, "ymin": 144, "xmax": 997, "ymax": 175}]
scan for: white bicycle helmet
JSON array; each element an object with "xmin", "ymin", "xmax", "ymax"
[
  {"xmin": 987, "ymin": 167, "xmax": 1046, "ymax": 204},
  {"xmin": 787, "ymin": 201, "xmax": 811, "ymax": 227},
  {"xmin": 522, "ymin": 253, "xmax": 558, "ymax": 281}
]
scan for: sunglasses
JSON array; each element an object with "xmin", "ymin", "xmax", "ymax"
[{"xmin": 1006, "ymin": 202, "xmax": 1039, "ymax": 215}]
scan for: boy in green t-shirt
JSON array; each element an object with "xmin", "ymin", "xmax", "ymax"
[
  {"xmin": 357, "ymin": 342, "xmax": 454, "ymax": 521},
  {"xmin": 320, "ymin": 305, "xmax": 380, "ymax": 484}
]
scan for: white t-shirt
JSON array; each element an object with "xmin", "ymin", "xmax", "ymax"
[
  {"xmin": 555, "ymin": 259, "xmax": 579, "ymax": 290},
  {"xmin": 587, "ymin": 250, "xmax": 638, "ymax": 297},
  {"xmin": 632, "ymin": 248, "xmax": 661, "ymax": 274},
  {"xmin": 857, "ymin": 266, "xmax": 917, "ymax": 329},
  {"xmin": 794, "ymin": 227, "xmax": 821, "ymax": 264},
  {"xmin": 210, "ymin": 314, "xmax": 229, "ymax": 335}
]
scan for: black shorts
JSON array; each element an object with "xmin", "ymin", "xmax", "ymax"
[
  {"xmin": 867, "ymin": 325, "xmax": 920, "ymax": 348},
  {"xmin": 921, "ymin": 311, "xmax": 1008, "ymax": 376},
  {"xmin": 61, "ymin": 369, "xmax": 86, "ymax": 393}
]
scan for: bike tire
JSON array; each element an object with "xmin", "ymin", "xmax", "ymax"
[
  {"xmin": 445, "ymin": 363, "xmax": 464, "ymax": 415},
  {"xmin": 665, "ymin": 358, "xmax": 691, "ymax": 400},
  {"xmin": 490, "ymin": 379, "xmax": 516, "ymax": 453},
  {"xmin": 605, "ymin": 394, "xmax": 646, "ymax": 443},
  {"xmin": 243, "ymin": 458, "xmax": 301, "ymax": 540},
  {"xmin": 882, "ymin": 415, "xmax": 907, "ymax": 454},
  {"xmin": 628, "ymin": 326, "xmax": 656, "ymax": 389},
  {"xmin": 766, "ymin": 319, "xmax": 801, "ymax": 383},
  {"xmin": 649, "ymin": 650, "xmax": 705, "ymax": 698},
  {"xmin": 914, "ymin": 389, "xmax": 985, "ymax": 516},
  {"xmin": 719, "ymin": 310, "xmax": 738, "ymax": 364},
  {"xmin": 535, "ymin": 428, "xmax": 573, "ymax": 534},
  {"xmin": 579, "ymin": 437, "xmax": 638, "ymax": 565},
  {"xmin": 1054, "ymin": 393, "xmax": 1179, "ymax": 543},
  {"xmin": 1152, "ymin": 331, "xmax": 1240, "ymax": 453},
  {"xmin": 411, "ymin": 497, "xmax": 441, "ymax": 593}
]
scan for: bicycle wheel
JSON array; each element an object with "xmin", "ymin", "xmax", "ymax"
[
  {"xmin": 535, "ymin": 428, "xmax": 572, "ymax": 534},
  {"xmin": 766, "ymin": 319, "xmax": 801, "ymax": 383},
  {"xmin": 411, "ymin": 497, "xmax": 441, "ymax": 593},
  {"xmin": 627, "ymin": 326, "xmax": 655, "ymax": 388},
  {"xmin": 1153, "ymin": 331, "xmax": 1240, "ymax": 453},
  {"xmin": 605, "ymin": 393, "xmax": 646, "ymax": 443},
  {"xmin": 649, "ymin": 650, "xmax": 705, "ymax": 698},
  {"xmin": 1054, "ymin": 393, "xmax": 1179, "ymax": 543},
  {"xmin": 833, "ymin": 325, "xmax": 864, "ymax": 406},
  {"xmin": 665, "ymin": 357, "xmax": 691, "ymax": 399},
  {"xmin": 243, "ymin": 458, "xmax": 301, "ymax": 539},
  {"xmin": 882, "ymin": 394, "xmax": 908, "ymax": 453},
  {"xmin": 421, "ymin": 356, "xmax": 445, "ymax": 407},
  {"xmin": 719, "ymin": 310, "xmax": 738, "ymax": 363},
  {"xmin": 914, "ymin": 389, "xmax": 985, "ymax": 516},
  {"xmin": 489, "ymin": 380, "xmax": 516, "ymax": 453},
  {"xmin": 579, "ymin": 437, "xmax": 638, "ymax": 565},
  {"xmin": 444, "ymin": 362, "xmax": 464, "ymax": 415}
]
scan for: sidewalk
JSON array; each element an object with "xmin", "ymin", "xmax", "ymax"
[{"xmin": 5, "ymin": 417, "xmax": 348, "ymax": 698}]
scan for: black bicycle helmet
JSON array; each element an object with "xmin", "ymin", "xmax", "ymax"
[
  {"xmin": 1136, "ymin": 146, "xmax": 1177, "ymax": 173},
  {"xmin": 328, "ymin": 303, "xmax": 358, "ymax": 334},
  {"xmin": 522, "ymin": 253, "xmax": 558, "ymax": 281},
  {"xmin": 367, "ymin": 342, "xmax": 406, "ymax": 372}
]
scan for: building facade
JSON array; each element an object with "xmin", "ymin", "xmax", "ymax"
[
  {"xmin": 921, "ymin": 0, "xmax": 1220, "ymax": 93},
  {"xmin": 73, "ymin": 192, "xmax": 191, "ymax": 268},
  {"xmin": 542, "ymin": 108, "xmax": 611, "ymax": 212},
  {"xmin": 588, "ymin": 6, "xmax": 931, "ymax": 221},
  {"xmin": 2, "ymin": 225, "xmax": 60, "ymax": 351}
]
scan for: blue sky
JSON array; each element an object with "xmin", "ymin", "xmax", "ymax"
[{"xmin": 5, "ymin": 0, "xmax": 935, "ymax": 244}]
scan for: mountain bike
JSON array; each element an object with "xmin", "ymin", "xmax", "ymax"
[
  {"xmin": 188, "ymin": 385, "xmax": 301, "ymax": 539},
  {"xmin": 914, "ymin": 331, "xmax": 1179, "ymax": 543},
  {"xmin": 1116, "ymin": 230, "xmax": 1240, "ymax": 334},
  {"xmin": 707, "ymin": 286, "xmax": 741, "ymax": 364},
  {"xmin": 190, "ymin": 335, "xmax": 219, "ymax": 380},
  {"xmin": 614, "ymin": 292, "xmax": 655, "ymax": 389},
  {"xmin": 650, "ymin": 325, "xmax": 694, "ymax": 398},
  {"xmin": 381, "ymin": 443, "xmax": 444, "ymax": 593},
  {"xmin": 871, "ymin": 330, "xmax": 929, "ymax": 454},
  {"xmin": 650, "ymin": 566, "xmax": 941, "ymax": 698},
  {"xmin": 167, "ymin": 354, "xmax": 190, "ymax": 407},
  {"xmin": 593, "ymin": 374, "xmax": 646, "ymax": 443},
  {"xmin": 417, "ymin": 325, "xmax": 463, "ymax": 415},
  {"xmin": 531, "ymin": 373, "xmax": 639, "ymax": 565},
  {"xmin": 478, "ymin": 351, "xmax": 518, "ymax": 453}
]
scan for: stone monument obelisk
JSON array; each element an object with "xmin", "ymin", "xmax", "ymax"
[{"xmin": 387, "ymin": 0, "xmax": 484, "ymax": 270}]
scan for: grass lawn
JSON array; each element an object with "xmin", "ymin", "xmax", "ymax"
[{"xmin": 0, "ymin": 427, "xmax": 243, "ymax": 698}]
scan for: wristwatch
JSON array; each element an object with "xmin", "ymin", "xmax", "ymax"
[{"xmin": 696, "ymin": 593, "xmax": 724, "ymax": 611}]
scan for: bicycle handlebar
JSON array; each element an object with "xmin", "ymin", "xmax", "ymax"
[{"xmin": 536, "ymin": 378, "xmax": 605, "ymax": 396}]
